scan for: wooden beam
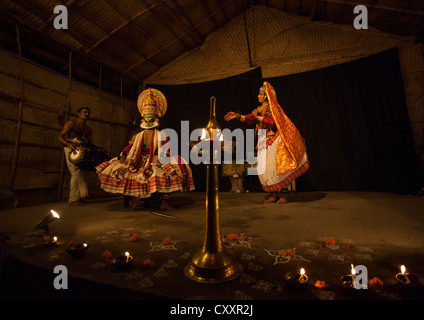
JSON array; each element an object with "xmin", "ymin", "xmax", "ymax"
[
  {"xmin": 120, "ymin": 75, "xmax": 123, "ymax": 109},
  {"xmin": 140, "ymin": 0, "xmax": 190, "ymax": 49},
  {"xmin": 243, "ymin": 11, "xmax": 253, "ymax": 67},
  {"xmin": 70, "ymin": 4, "xmax": 159, "ymax": 69},
  {"xmin": 200, "ymin": 1, "xmax": 219, "ymax": 29},
  {"xmin": 10, "ymin": 24, "xmax": 24, "ymax": 191},
  {"xmin": 309, "ymin": 0, "xmax": 318, "ymax": 20},
  {"xmin": 67, "ymin": 52, "xmax": 72, "ymax": 120},
  {"xmin": 0, "ymin": 90, "xmax": 129, "ymax": 128},
  {"xmin": 57, "ymin": 51, "xmax": 72, "ymax": 203},
  {"xmin": 1, "ymin": 10, "xmax": 141, "ymax": 89},
  {"xmin": 216, "ymin": 0, "xmax": 231, "ymax": 23},
  {"xmin": 83, "ymin": 2, "xmax": 160, "ymax": 55},
  {"xmin": 125, "ymin": 0, "xmax": 235, "ymax": 74},
  {"xmin": 98, "ymin": 65, "xmax": 102, "ymax": 96},
  {"xmin": 106, "ymin": 0, "xmax": 187, "ymax": 58},
  {"xmin": 161, "ymin": 0, "xmax": 203, "ymax": 45}
]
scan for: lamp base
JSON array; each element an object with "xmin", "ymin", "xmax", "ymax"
[{"xmin": 184, "ymin": 249, "xmax": 243, "ymax": 283}]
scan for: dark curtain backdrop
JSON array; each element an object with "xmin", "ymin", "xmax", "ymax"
[
  {"xmin": 266, "ymin": 48, "xmax": 421, "ymax": 195},
  {"xmin": 149, "ymin": 48, "xmax": 422, "ymax": 195}
]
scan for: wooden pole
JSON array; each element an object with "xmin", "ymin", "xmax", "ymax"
[
  {"xmin": 10, "ymin": 24, "xmax": 24, "ymax": 191},
  {"xmin": 102, "ymin": 65, "xmax": 112, "ymax": 156},
  {"xmin": 57, "ymin": 51, "xmax": 72, "ymax": 202},
  {"xmin": 120, "ymin": 75, "xmax": 123, "ymax": 108},
  {"xmin": 243, "ymin": 11, "xmax": 253, "ymax": 68},
  {"xmin": 98, "ymin": 65, "xmax": 102, "ymax": 96}
]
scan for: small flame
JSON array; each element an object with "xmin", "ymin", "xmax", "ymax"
[
  {"xmin": 50, "ymin": 210, "xmax": 60, "ymax": 219},
  {"xmin": 83, "ymin": 243, "xmax": 88, "ymax": 247},
  {"xmin": 351, "ymin": 264, "xmax": 356, "ymax": 275},
  {"xmin": 300, "ymin": 268, "xmax": 305, "ymax": 275},
  {"xmin": 53, "ymin": 236, "xmax": 57, "ymax": 241},
  {"xmin": 401, "ymin": 265, "xmax": 406, "ymax": 275},
  {"xmin": 200, "ymin": 129, "xmax": 207, "ymax": 140},
  {"xmin": 125, "ymin": 252, "xmax": 130, "ymax": 257},
  {"xmin": 217, "ymin": 131, "xmax": 224, "ymax": 141}
]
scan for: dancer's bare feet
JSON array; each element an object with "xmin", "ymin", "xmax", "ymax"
[
  {"xmin": 264, "ymin": 195, "xmax": 278, "ymax": 203},
  {"xmin": 160, "ymin": 200, "xmax": 175, "ymax": 211},
  {"xmin": 277, "ymin": 195, "xmax": 288, "ymax": 204},
  {"xmin": 131, "ymin": 197, "xmax": 140, "ymax": 210}
]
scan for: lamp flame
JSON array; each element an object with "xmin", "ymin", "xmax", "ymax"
[
  {"xmin": 200, "ymin": 129, "xmax": 207, "ymax": 140},
  {"xmin": 401, "ymin": 265, "xmax": 406, "ymax": 275},
  {"xmin": 50, "ymin": 210, "xmax": 60, "ymax": 219},
  {"xmin": 217, "ymin": 131, "xmax": 223, "ymax": 141},
  {"xmin": 300, "ymin": 268, "xmax": 305, "ymax": 276},
  {"xmin": 351, "ymin": 264, "xmax": 356, "ymax": 275}
]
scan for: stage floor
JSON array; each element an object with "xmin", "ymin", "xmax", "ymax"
[{"xmin": 1, "ymin": 191, "xmax": 423, "ymax": 300}]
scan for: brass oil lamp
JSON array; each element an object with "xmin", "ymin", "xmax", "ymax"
[{"xmin": 184, "ymin": 96, "xmax": 243, "ymax": 283}]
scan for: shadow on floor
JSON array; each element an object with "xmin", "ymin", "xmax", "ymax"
[
  {"xmin": 0, "ymin": 257, "xmax": 159, "ymax": 300},
  {"xmin": 286, "ymin": 191, "xmax": 327, "ymax": 203}
]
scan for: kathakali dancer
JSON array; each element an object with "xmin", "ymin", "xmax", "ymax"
[
  {"xmin": 224, "ymin": 81, "xmax": 309, "ymax": 204},
  {"xmin": 96, "ymin": 88, "xmax": 195, "ymax": 210}
]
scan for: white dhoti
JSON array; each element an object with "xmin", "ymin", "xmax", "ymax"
[{"xmin": 64, "ymin": 147, "xmax": 89, "ymax": 203}]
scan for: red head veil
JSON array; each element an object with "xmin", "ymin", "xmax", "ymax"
[{"xmin": 262, "ymin": 81, "xmax": 307, "ymax": 175}]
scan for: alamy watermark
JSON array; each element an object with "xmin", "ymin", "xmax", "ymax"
[
  {"xmin": 353, "ymin": 5, "xmax": 368, "ymax": 30},
  {"xmin": 353, "ymin": 264, "xmax": 368, "ymax": 289},
  {"xmin": 52, "ymin": 264, "xmax": 369, "ymax": 290},
  {"xmin": 157, "ymin": 121, "xmax": 267, "ymax": 175},
  {"xmin": 53, "ymin": 265, "xmax": 68, "ymax": 290},
  {"xmin": 54, "ymin": 4, "xmax": 368, "ymax": 31},
  {"xmin": 53, "ymin": 5, "xmax": 68, "ymax": 30}
]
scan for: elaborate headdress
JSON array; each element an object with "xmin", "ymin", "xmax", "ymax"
[{"xmin": 137, "ymin": 88, "xmax": 168, "ymax": 129}]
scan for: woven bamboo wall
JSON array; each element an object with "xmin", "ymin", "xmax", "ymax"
[{"xmin": 0, "ymin": 48, "xmax": 135, "ymax": 207}]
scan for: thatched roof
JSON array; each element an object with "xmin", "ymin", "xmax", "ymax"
[{"xmin": 1, "ymin": 0, "xmax": 423, "ymax": 99}]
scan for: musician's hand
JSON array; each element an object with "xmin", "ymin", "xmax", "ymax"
[
  {"xmin": 119, "ymin": 155, "xmax": 126, "ymax": 163},
  {"xmin": 224, "ymin": 112, "xmax": 238, "ymax": 121},
  {"xmin": 66, "ymin": 142, "xmax": 76, "ymax": 151}
]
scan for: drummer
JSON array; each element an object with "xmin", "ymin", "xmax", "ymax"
[{"xmin": 58, "ymin": 107, "xmax": 93, "ymax": 206}]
